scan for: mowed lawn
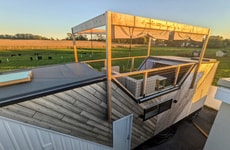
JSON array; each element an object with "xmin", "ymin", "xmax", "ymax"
[{"xmin": 0, "ymin": 47, "xmax": 229, "ymax": 85}]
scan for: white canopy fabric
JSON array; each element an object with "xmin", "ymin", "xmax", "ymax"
[{"xmin": 112, "ymin": 26, "xmax": 170, "ymax": 40}]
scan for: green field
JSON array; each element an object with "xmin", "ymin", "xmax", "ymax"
[{"xmin": 0, "ymin": 47, "xmax": 229, "ymax": 85}]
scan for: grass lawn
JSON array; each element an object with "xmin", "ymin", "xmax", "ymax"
[{"xmin": 0, "ymin": 47, "xmax": 229, "ymax": 85}]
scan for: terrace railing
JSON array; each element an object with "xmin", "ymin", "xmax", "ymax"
[
  {"xmin": 82, "ymin": 57, "xmax": 196, "ymax": 103},
  {"xmin": 82, "ymin": 56, "xmax": 146, "ymax": 72}
]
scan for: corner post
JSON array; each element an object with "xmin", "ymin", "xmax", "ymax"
[
  {"xmin": 72, "ymin": 28, "xmax": 78, "ymax": 62},
  {"xmin": 190, "ymin": 29, "xmax": 210, "ymax": 88},
  {"xmin": 147, "ymin": 37, "xmax": 152, "ymax": 57},
  {"xmin": 106, "ymin": 11, "xmax": 112, "ymax": 122}
]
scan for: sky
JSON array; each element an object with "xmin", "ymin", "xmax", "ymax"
[{"xmin": 0, "ymin": 0, "xmax": 230, "ymax": 39}]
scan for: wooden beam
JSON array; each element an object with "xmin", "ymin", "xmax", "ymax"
[
  {"xmin": 173, "ymin": 66, "xmax": 180, "ymax": 86},
  {"xmin": 106, "ymin": 11, "xmax": 112, "ymax": 122},
  {"xmin": 190, "ymin": 29, "xmax": 210, "ymax": 88},
  {"xmin": 71, "ymin": 28, "xmax": 78, "ymax": 62},
  {"xmin": 130, "ymin": 57, "xmax": 135, "ymax": 72},
  {"xmin": 111, "ymin": 12, "xmax": 209, "ymax": 35},
  {"xmin": 142, "ymin": 72, "xmax": 148, "ymax": 96},
  {"xmin": 113, "ymin": 62, "xmax": 195, "ymax": 78},
  {"xmin": 112, "ymin": 77, "xmax": 136, "ymax": 100},
  {"xmin": 147, "ymin": 37, "xmax": 152, "ymax": 56},
  {"xmin": 72, "ymin": 13, "xmax": 106, "ymax": 34}
]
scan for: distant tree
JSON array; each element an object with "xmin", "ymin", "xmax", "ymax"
[
  {"xmin": 64, "ymin": 33, "xmax": 87, "ymax": 41},
  {"xmin": 0, "ymin": 33, "xmax": 49, "ymax": 40},
  {"xmin": 66, "ymin": 33, "xmax": 72, "ymax": 40},
  {"xmin": 208, "ymin": 36, "xmax": 225, "ymax": 48},
  {"xmin": 224, "ymin": 39, "xmax": 230, "ymax": 48},
  {"xmin": 76, "ymin": 34, "xmax": 88, "ymax": 40}
]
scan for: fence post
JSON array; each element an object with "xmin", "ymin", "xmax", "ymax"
[
  {"xmin": 130, "ymin": 57, "xmax": 135, "ymax": 72},
  {"xmin": 173, "ymin": 66, "xmax": 180, "ymax": 86},
  {"xmin": 142, "ymin": 72, "xmax": 148, "ymax": 97}
]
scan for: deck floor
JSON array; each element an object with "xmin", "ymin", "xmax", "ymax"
[{"xmin": 135, "ymin": 106, "xmax": 217, "ymax": 150}]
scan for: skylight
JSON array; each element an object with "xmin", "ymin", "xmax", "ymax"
[{"xmin": 0, "ymin": 71, "xmax": 32, "ymax": 87}]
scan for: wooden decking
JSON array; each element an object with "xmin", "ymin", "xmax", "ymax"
[
  {"xmin": 0, "ymin": 61, "xmax": 219, "ymax": 149},
  {"xmin": 0, "ymin": 81, "xmax": 158, "ymax": 148}
]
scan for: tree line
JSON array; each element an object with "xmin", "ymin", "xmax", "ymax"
[
  {"xmin": 1, "ymin": 33, "xmax": 230, "ymax": 48},
  {"xmin": 113, "ymin": 36, "xmax": 230, "ymax": 48},
  {"xmin": 0, "ymin": 33, "xmax": 50, "ymax": 40}
]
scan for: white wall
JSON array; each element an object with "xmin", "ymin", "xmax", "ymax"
[
  {"xmin": 0, "ymin": 116, "xmax": 112, "ymax": 150},
  {"xmin": 204, "ymin": 103, "xmax": 230, "ymax": 150},
  {"xmin": 205, "ymin": 86, "xmax": 222, "ymax": 110}
]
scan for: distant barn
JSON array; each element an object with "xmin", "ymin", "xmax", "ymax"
[{"xmin": 216, "ymin": 50, "xmax": 228, "ymax": 57}]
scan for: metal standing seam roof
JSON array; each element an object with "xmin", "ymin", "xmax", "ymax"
[{"xmin": 0, "ymin": 63, "xmax": 106, "ymax": 106}]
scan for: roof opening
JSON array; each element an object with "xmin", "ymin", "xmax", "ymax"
[{"xmin": 0, "ymin": 70, "xmax": 32, "ymax": 87}]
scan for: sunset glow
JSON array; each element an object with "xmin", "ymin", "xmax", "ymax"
[{"xmin": 0, "ymin": 0, "xmax": 229, "ymax": 39}]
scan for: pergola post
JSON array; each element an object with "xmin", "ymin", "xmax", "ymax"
[
  {"xmin": 72, "ymin": 28, "xmax": 78, "ymax": 62},
  {"xmin": 190, "ymin": 29, "xmax": 210, "ymax": 88},
  {"xmin": 106, "ymin": 11, "xmax": 112, "ymax": 122},
  {"xmin": 147, "ymin": 37, "xmax": 152, "ymax": 57}
]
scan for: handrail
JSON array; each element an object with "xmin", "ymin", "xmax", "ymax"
[
  {"xmin": 112, "ymin": 62, "xmax": 195, "ymax": 78},
  {"xmin": 82, "ymin": 56, "xmax": 196, "ymax": 102},
  {"xmin": 111, "ymin": 62, "xmax": 195, "ymax": 102},
  {"xmin": 82, "ymin": 56, "xmax": 146, "ymax": 64}
]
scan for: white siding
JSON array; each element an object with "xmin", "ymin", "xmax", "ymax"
[{"xmin": 0, "ymin": 116, "xmax": 112, "ymax": 150}]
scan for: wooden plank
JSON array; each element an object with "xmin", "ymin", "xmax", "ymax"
[
  {"xmin": 112, "ymin": 96, "xmax": 141, "ymax": 115},
  {"xmin": 91, "ymin": 83, "xmax": 107, "ymax": 95},
  {"xmin": 74, "ymin": 100, "xmax": 106, "ymax": 119},
  {"xmin": 62, "ymin": 116, "xmax": 93, "ymax": 131},
  {"xmin": 94, "ymin": 90, "xmax": 106, "ymax": 102},
  {"xmin": 190, "ymin": 30, "xmax": 210, "ymax": 88},
  {"xmin": 33, "ymin": 112, "xmax": 98, "ymax": 138},
  {"xmin": 112, "ymin": 102, "xmax": 130, "ymax": 117},
  {"xmin": 87, "ymin": 120, "xmax": 110, "ymax": 133},
  {"xmin": 3, "ymin": 104, "xmax": 36, "ymax": 117},
  {"xmin": 132, "ymin": 126, "xmax": 149, "ymax": 140},
  {"xmin": 97, "ymin": 82, "xmax": 107, "ymax": 91},
  {"xmin": 71, "ymin": 90, "xmax": 107, "ymax": 115},
  {"xmin": 44, "ymin": 95, "xmax": 82, "ymax": 114},
  {"xmin": 112, "ymin": 77, "xmax": 136, "ymax": 99},
  {"xmin": 130, "ymin": 57, "xmax": 135, "ymax": 72},
  {"xmin": 99, "ymin": 100, "xmax": 107, "ymax": 109},
  {"xmin": 54, "ymin": 92, "xmax": 77, "ymax": 104},
  {"xmin": 147, "ymin": 37, "xmax": 152, "ymax": 56},
  {"xmin": 71, "ymin": 28, "xmax": 78, "ymax": 62},
  {"xmin": 74, "ymin": 88, "xmax": 102, "ymax": 105},
  {"xmin": 80, "ymin": 111, "xmax": 109, "ymax": 126},
  {"xmin": 82, "ymin": 85, "xmax": 96, "ymax": 95},
  {"xmin": 72, "ymin": 12, "xmax": 106, "ymax": 33},
  {"xmin": 33, "ymin": 98, "xmax": 86, "ymax": 122},
  {"xmin": 73, "ymin": 45, "xmax": 78, "ymax": 62},
  {"xmin": 173, "ymin": 66, "xmax": 180, "ymax": 86},
  {"xmin": 133, "ymin": 121, "xmax": 153, "ymax": 137},
  {"xmin": 112, "ymin": 85, "xmax": 143, "ymax": 113},
  {"xmin": 19, "ymin": 101, "xmax": 64, "ymax": 119},
  {"xmin": 112, "ymin": 62, "xmax": 195, "ymax": 78},
  {"xmin": 112, "ymin": 109, "xmax": 124, "ymax": 119},
  {"xmin": 111, "ymin": 11, "xmax": 209, "ymax": 35},
  {"xmin": 96, "ymin": 135, "xmax": 111, "ymax": 143},
  {"xmin": 106, "ymin": 11, "xmax": 112, "ymax": 122},
  {"xmin": 92, "ymin": 127, "xmax": 112, "ymax": 137},
  {"xmin": 0, "ymin": 108, "xmax": 71, "ymax": 134},
  {"xmin": 142, "ymin": 72, "xmax": 148, "ymax": 96}
]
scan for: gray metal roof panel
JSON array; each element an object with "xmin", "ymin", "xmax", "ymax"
[{"xmin": 0, "ymin": 63, "xmax": 106, "ymax": 106}]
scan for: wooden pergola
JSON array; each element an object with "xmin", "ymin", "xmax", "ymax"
[{"xmin": 71, "ymin": 11, "xmax": 210, "ymax": 122}]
